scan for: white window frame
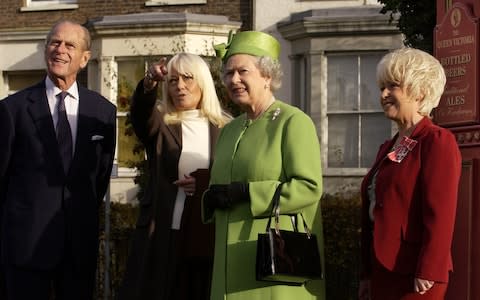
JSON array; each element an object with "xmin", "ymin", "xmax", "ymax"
[
  {"xmin": 323, "ymin": 51, "xmax": 393, "ymax": 176},
  {"xmin": 145, "ymin": 0, "xmax": 206, "ymax": 7},
  {"xmin": 22, "ymin": 0, "xmax": 78, "ymax": 11}
]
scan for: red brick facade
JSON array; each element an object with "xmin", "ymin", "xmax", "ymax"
[{"xmin": 0, "ymin": 0, "xmax": 251, "ymax": 30}]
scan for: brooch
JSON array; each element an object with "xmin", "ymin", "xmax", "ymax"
[
  {"xmin": 272, "ymin": 108, "xmax": 281, "ymax": 120},
  {"xmin": 387, "ymin": 136, "xmax": 418, "ymax": 163}
]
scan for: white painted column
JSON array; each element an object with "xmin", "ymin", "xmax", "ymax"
[
  {"xmin": 0, "ymin": 70, "xmax": 8, "ymax": 99},
  {"xmin": 98, "ymin": 56, "xmax": 118, "ymax": 105}
]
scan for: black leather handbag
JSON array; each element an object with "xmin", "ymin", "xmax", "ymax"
[{"xmin": 256, "ymin": 183, "xmax": 323, "ymax": 285}]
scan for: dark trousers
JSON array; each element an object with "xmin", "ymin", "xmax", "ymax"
[
  {"xmin": 118, "ymin": 227, "xmax": 213, "ymax": 300},
  {"xmin": 167, "ymin": 230, "xmax": 213, "ymax": 300},
  {"xmin": 4, "ymin": 258, "xmax": 95, "ymax": 300}
]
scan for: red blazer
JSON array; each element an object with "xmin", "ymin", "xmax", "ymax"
[{"xmin": 360, "ymin": 117, "xmax": 461, "ymax": 283}]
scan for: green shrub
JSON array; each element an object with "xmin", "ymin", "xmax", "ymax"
[
  {"xmin": 96, "ymin": 202, "xmax": 138, "ymax": 300},
  {"xmin": 322, "ymin": 192, "xmax": 362, "ymax": 300},
  {"xmin": 95, "ymin": 194, "xmax": 363, "ymax": 299}
]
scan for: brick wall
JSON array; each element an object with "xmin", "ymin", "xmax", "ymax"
[{"xmin": 1, "ymin": 0, "xmax": 251, "ymax": 30}]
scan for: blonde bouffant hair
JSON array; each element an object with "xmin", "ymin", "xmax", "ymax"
[
  {"xmin": 376, "ymin": 47, "xmax": 446, "ymax": 117},
  {"xmin": 161, "ymin": 53, "xmax": 231, "ymax": 127}
]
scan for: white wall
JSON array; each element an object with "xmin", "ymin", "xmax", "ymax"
[
  {"xmin": 0, "ymin": 31, "xmax": 47, "ymax": 97},
  {"xmin": 252, "ymin": 0, "xmax": 381, "ymax": 103},
  {"xmin": 0, "ymin": 42, "xmax": 45, "ymax": 71}
]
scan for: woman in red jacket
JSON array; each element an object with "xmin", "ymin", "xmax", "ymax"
[{"xmin": 358, "ymin": 48, "xmax": 461, "ymax": 300}]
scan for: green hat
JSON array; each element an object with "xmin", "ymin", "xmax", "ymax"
[{"xmin": 214, "ymin": 30, "xmax": 281, "ymax": 62}]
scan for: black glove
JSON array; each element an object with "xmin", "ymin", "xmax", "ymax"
[{"xmin": 204, "ymin": 182, "xmax": 249, "ymax": 210}]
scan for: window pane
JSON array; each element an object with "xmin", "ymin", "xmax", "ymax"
[
  {"xmin": 7, "ymin": 70, "xmax": 46, "ymax": 93},
  {"xmin": 147, "ymin": 0, "xmax": 206, "ymax": 3},
  {"xmin": 361, "ymin": 113, "xmax": 391, "ymax": 167},
  {"xmin": 117, "ymin": 58, "xmax": 152, "ymax": 167},
  {"xmin": 327, "ymin": 55, "xmax": 358, "ymax": 111},
  {"xmin": 117, "ymin": 116, "xmax": 145, "ymax": 168},
  {"xmin": 328, "ymin": 114, "xmax": 359, "ymax": 168},
  {"xmin": 326, "ymin": 52, "xmax": 391, "ymax": 170},
  {"xmin": 30, "ymin": 0, "xmax": 77, "ymax": 3},
  {"xmin": 31, "ymin": 0, "xmax": 75, "ymax": 2},
  {"xmin": 117, "ymin": 59, "xmax": 149, "ymax": 113},
  {"xmin": 360, "ymin": 53, "xmax": 385, "ymax": 110}
]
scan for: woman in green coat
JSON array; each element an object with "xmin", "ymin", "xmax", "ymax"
[{"xmin": 203, "ymin": 31, "xmax": 326, "ymax": 300}]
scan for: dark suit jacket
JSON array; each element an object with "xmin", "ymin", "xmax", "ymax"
[
  {"xmin": 0, "ymin": 80, "xmax": 116, "ymax": 275},
  {"xmin": 360, "ymin": 117, "xmax": 461, "ymax": 283},
  {"xmin": 118, "ymin": 80, "xmax": 219, "ymax": 299}
]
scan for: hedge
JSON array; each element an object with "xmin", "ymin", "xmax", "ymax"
[{"xmin": 96, "ymin": 192, "xmax": 362, "ymax": 299}]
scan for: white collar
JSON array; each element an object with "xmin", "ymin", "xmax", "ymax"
[{"xmin": 45, "ymin": 76, "xmax": 80, "ymax": 100}]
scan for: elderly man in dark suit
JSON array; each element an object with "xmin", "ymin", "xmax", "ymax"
[{"xmin": 0, "ymin": 20, "xmax": 116, "ymax": 300}]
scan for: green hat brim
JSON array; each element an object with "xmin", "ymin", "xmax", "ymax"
[{"xmin": 215, "ymin": 31, "xmax": 280, "ymax": 62}]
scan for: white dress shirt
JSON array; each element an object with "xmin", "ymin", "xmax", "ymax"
[{"xmin": 45, "ymin": 76, "xmax": 79, "ymax": 153}]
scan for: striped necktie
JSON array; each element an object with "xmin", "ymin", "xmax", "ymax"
[{"xmin": 56, "ymin": 91, "xmax": 73, "ymax": 173}]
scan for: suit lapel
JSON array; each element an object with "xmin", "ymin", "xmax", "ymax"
[
  {"xmin": 167, "ymin": 123, "xmax": 182, "ymax": 148},
  {"xmin": 70, "ymin": 87, "xmax": 96, "ymax": 175},
  {"xmin": 364, "ymin": 137, "xmax": 395, "ymax": 183},
  {"xmin": 27, "ymin": 82, "xmax": 65, "ymax": 174}
]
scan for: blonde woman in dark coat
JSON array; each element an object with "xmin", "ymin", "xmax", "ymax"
[{"xmin": 118, "ymin": 53, "xmax": 231, "ymax": 300}]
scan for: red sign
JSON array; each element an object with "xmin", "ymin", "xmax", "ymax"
[
  {"xmin": 437, "ymin": 0, "xmax": 480, "ymax": 24},
  {"xmin": 434, "ymin": 2, "xmax": 479, "ymax": 127}
]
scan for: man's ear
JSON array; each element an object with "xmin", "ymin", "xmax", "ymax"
[{"xmin": 80, "ymin": 50, "xmax": 91, "ymax": 69}]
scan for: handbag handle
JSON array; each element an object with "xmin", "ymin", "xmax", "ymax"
[{"xmin": 265, "ymin": 183, "xmax": 313, "ymax": 238}]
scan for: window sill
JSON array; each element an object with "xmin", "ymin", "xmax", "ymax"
[
  {"xmin": 116, "ymin": 166, "xmax": 139, "ymax": 178},
  {"xmin": 323, "ymin": 168, "xmax": 369, "ymax": 177},
  {"xmin": 20, "ymin": 3, "xmax": 78, "ymax": 12},
  {"xmin": 145, "ymin": 0, "xmax": 206, "ymax": 6}
]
